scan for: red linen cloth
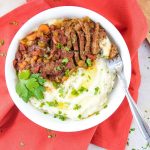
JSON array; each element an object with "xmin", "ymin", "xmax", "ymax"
[{"xmin": 0, "ymin": 0, "xmax": 148, "ymax": 150}]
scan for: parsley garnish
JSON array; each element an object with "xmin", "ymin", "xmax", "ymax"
[
  {"xmin": 0, "ymin": 39, "xmax": 4, "ymax": 47},
  {"xmin": 129, "ymin": 128, "xmax": 135, "ymax": 133},
  {"xmin": 71, "ymin": 88, "xmax": 79, "ymax": 96},
  {"xmin": 46, "ymin": 100, "xmax": 58, "ymax": 107},
  {"xmin": 58, "ymin": 87, "xmax": 65, "ymax": 97},
  {"xmin": 78, "ymin": 114, "xmax": 82, "ymax": 119},
  {"xmin": 102, "ymin": 103, "xmax": 108, "ymax": 109},
  {"xmin": 95, "ymin": 111, "xmax": 99, "ymax": 115},
  {"xmin": 73, "ymin": 104, "xmax": 81, "ymax": 110},
  {"xmin": 64, "ymin": 47, "xmax": 70, "ymax": 51},
  {"xmin": 52, "ymin": 82, "xmax": 60, "ymax": 89},
  {"xmin": 71, "ymin": 86, "xmax": 88, "ymax": 96},
  {"xmin": 55, "ymin": 66, "xmax": 61, "ymax": 71},
  {"xmin": 54, "ymin": 111, "xmax": 67, "ymax": 121},
  {"xmin": 65, "ymin": 69, "xmax": 70, "ymax": 76},
  {"xmin": 86, "ymin": 58, "xmax": 92, "ymax": 67},
  {"xmin": 56, "ymin": 43, "xmax": 63, "ymax": 49},
  {"xmin": 94, "ymin": 87, "xmax": 100, "ymax": 95},
  {"xmin": 16, "ymin": 70, "xmax": 45, "ymax": 102},
  {"xmin": 62, "ymin": 58, "xmax": 69, "ymax": 65}
]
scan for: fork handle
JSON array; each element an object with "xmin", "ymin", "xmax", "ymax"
[{"xmin": 118, "ymin": 73, "xmax": 150, "ymax": 143}]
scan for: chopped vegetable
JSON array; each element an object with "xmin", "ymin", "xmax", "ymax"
[
  {"xmin": 52, "ymin": 82, "xmax": 60, "ymax": 89},
  {"xmin": 38, "ymin": 24, "xmax": 50, "ymax": 34},
  {"xmin": 46, "ymin": 100, "xmax": 58, "ymax": 107},
  {"xmin": 56, "ymin": 66, "xmax": 61, "ymax": 71},
  {"xmin": 129, "ymin": 128, "xmax": 135, "ymax": 133},
  {"xmin": 94, "ymin": 87, "xmax": 100, "ymax": 95},
  {"xmin": 62, "ymin": 58, "xmax": 69, "ymax": 65},
  {"xmin": 86, "ymin": 58, "xmax": 92, "ymax": 67},
  {"xmin": 65, "ymin": 69, "xmax": 70, "ymax": 76},
  {"xmin": 54, "ymin": 111, "xmax": 67, "ymax": 121},
  {"xmin": 64, "ymin": 47, "xmax": 70, "ymax": 51},
  {"xmin": 78, "ymin": 114, "xmax": 82, "ymax": 119},
  {"xmin": 56, "ymin": 43, "xmax": 63, "ymax": 49},
  {"xmin": 73, "ymin": 104, "xmax": 81, "ymax": 110}
]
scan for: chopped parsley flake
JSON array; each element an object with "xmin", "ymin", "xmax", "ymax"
[
  {"xmin": 129, "ymin": 128, "xmax": 135, "ymax": 133},
  {"xmin": 73, "ymin": 104, "xmax": 81, "ymax": 110},
  {"xmin": 56, "ymin": 66, "xmax": 61, "ymax": 71},
  {"xmin": 71, "ymin": 88, "xmax": 79, "ymax": 96},
  {"xmin": 46, "ymin": 100, "xmax": 58, "ymax": 107},
  {"xmin": 62, "ymin": 58, "xmax": 69, "ymax": 65},
  {"xmin": 40, "ymin": 102, "xmax": 45, "ymax": 107},
  {"xmin": 102, "ymin": 103, "xmax": 108, "ymax": 109},
  {"xmin": 54, "ymin": 111, "xmax": 67, "ymax": 121},
  {"xmin": 58, "ymin": 87, "xmax": 65, "ymax": 97},
  {"xmin": 71, "ymin": 86, "xmax": 88, "ymax": 96},
  {"xmin": 64, "ymin": 47, "xmax": 70, "ymax": 51},
  {"xmin": 78, "ymin": 86, "xmax": 88, "ymax": 93},
  {"xmin": 86, "ymin": 58, "xmax": 92, "ymax": 67},
  {"xmin": 65, "ymin": 69, "xmax": 70, "ymax": 76},
  {"xmin": 56, "ymin": 43, "xmax": 63, "ymax": 49},
  {"xmin": 78, "ymin": 114, "xmax": 82, "ymax": 119},
  {"xmin": 81, "ymin": 73, "xmax": 85, "ymax": 76},
  {"xmin": 95, "ymin": 111, "xmax": 99, "ymax": 115},
  {"xmin": 52, "ymin": 82, "xmax": 60, "ymax": 89},
  {"xmin": 94, "ymin": 87, "xmax": 100, "ymax": 95}
]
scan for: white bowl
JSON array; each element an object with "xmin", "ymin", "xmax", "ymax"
[{"xmin": 5, "ymin": 6, "xmax": 131, "ymax": 132}]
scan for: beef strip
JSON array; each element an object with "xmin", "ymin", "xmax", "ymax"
[
  {"xmin": 91, "ymin": 23, "xmax": 100, "ymax": 54},
  {"xmin": 78, "ymin": 20, "xmax": 91, "ymax": 56},
  {"xmin": 70, "ymin": 30, "xmax": 80, "ymax": 65}
]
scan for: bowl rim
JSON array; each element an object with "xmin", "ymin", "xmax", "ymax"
[{"xmin": 5, "ymin": 6, "xmax": 131, "ymax": 132}]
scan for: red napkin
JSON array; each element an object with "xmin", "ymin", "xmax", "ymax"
[{"xmin": 0, "ymin": 0, "xmax": 148, "ymax": 150}]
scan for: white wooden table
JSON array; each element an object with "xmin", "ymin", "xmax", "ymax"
[{"xmin": 0, "ymin": 1, "xmax": 150, "ymax": 149}]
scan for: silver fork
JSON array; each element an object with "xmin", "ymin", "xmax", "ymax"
[{"xmin": 107, "ymin": 55, "xmax": 150, "ymax": 142}]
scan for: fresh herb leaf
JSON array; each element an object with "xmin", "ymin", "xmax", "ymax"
[
  {"xmin": 73, "ymin": 104, "xmax": 81, "ymax": 110},
  {"xmin": 54, "ymin": 111, "xmax": 67, "ymax": 121},
  {"xmin": 56, "ymin": 66, "xmax": 61, "ymax": 71},
  {"xmin": 94, "ymin": 87, "xmax": 100, "ymax": 95},
  {"xmin": 30, "ymin": 73, "xmax": 46, "ymax": 85},
  {"xmin": 52, "ymin": 82, "xmax": 60, "ymax": 89},
  {"xmin": 81, "ymin": 73, "xmax": 85, "ymax": 76},
  {"xmin": 46, "ymin": 100, "xmax": 58, "ymax": 107},
  {"xmin": 78, "ymin": 86, "xmax": 88, "ymax": 93},
  {"xmin": 129, "ymin": 128, "xmax": 135, "ymax": 133},
  {"xmin": 18, "ymin": 70, "xmax": 30, "ymax": 80},
  {"xmin": 33, "ymin": 86, "xmax": 45, "ymax": 100},
  {"xmin": 16, "ymin": 72, "xmax": 45, "ymax": 102},
  {"xmin": 65, "ymin": 69, "xmax": 70, "ymax": 76},
  {"xmin": 26, "ymin": 78, "xmax": 39, "ymax": 91},
  {"xmin": 95, "ymin": 111, "xmax": 99, "ymax": 115},
  {"xmin": 56, "ymin": 43, "xmax": 63, "ymax": 49},
  {"xmin": 71, "ymin": 88, "xmax": 79, "ymax": 96},
  {"xmin": 64, "ymin": 47, "xmax": 70, "ymax": 51},
  {"xmin": 78, "ymin": 114, "xmax": 82, "ymax": 119},
  {"xmin": 40, "ymin": 102, "xmax": 45, "ymax": 107},
  {"xmin": 102, "ymin": 103, "xmax": 108, "ymax": 109},
  {"xmin": 16, "ymin": 82, "xmax": 30, "ymax": 102},
  {"xmin": 62, "ymin": 58, "xmax": 69, "ymax": 65},
  {"xmin": 58, "ymin": 87, "xmax": 65, "ymax": 97},
  {"xmin": 0, "ymin": 39, "xmax": 4, "ymax": 47},
  {"xmin": 86, "ymin": 58, "xmax": 92, "ymax": 67}
]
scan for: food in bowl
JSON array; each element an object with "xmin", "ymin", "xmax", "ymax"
[{"xmin": 13, "ymin": 17, "xmax": 118, "ymax": 121}]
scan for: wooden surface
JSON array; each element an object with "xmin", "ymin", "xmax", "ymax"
[{"xmin": 138, "ymin": 0, "xmax": 150, "ymax": 43}]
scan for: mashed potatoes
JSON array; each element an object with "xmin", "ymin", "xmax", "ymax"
[{"xmin": 30, "ymin": 58, "xmax": 116, "ymax": 120}]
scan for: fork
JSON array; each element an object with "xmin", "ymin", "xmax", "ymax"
[{"xmin": 107, "ymin": 55, "xmax": 150, "ymax": 142}]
